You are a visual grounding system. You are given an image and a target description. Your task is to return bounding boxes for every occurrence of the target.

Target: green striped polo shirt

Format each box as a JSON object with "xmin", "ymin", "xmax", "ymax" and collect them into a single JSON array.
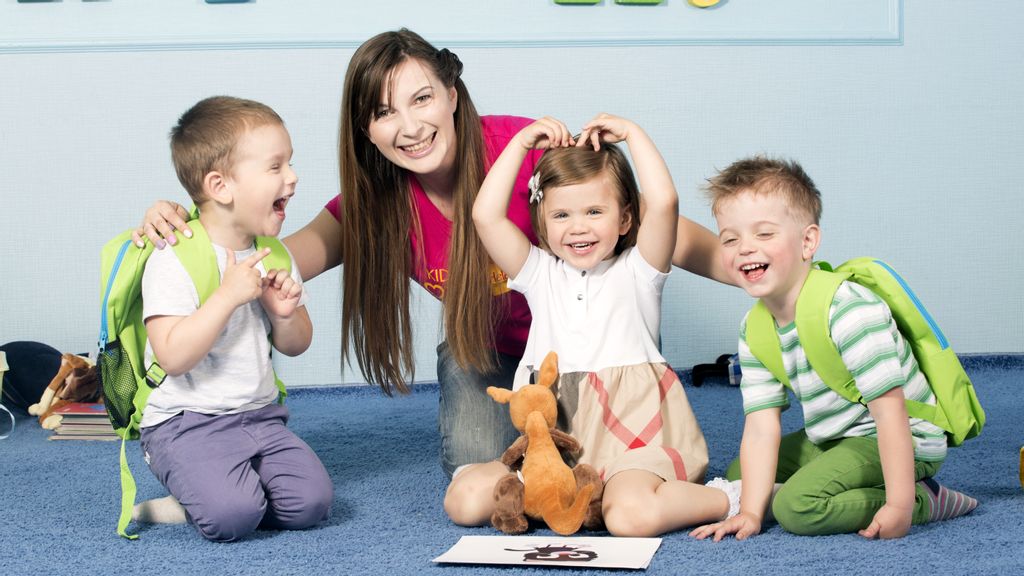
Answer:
[{"xmin": 738, "ymin": 281, "xmax": 948, "ymax": 462}]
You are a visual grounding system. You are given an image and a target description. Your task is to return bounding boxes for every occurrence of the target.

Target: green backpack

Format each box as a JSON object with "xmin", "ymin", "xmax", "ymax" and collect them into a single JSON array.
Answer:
[
  {"xmin": 97, "ymin": 220, "xmax": 290, "ymax": 538},
  {"xmin": 745, "ymin": 257, "xmax": 984, "ymax": 448}
]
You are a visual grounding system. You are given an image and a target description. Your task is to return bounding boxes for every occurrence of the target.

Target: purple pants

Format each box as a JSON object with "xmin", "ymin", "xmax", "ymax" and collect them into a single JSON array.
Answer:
[{"xmin": 140, "ymin": 403, "xmax": 333, "ymax": 542}]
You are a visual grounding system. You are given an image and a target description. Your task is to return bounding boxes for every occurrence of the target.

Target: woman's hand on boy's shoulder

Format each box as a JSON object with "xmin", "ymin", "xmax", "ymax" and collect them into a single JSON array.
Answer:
[
  {"xmin": 132, "ymin": 200, "xmax": 193, "ymax": 249},
  {"xmin": 516, "ymin": 117, "xmax": 575, "ymax": 151},
  {"xmin": 689, "ymin": 511, "xmax": 762, "ymax": 542}
]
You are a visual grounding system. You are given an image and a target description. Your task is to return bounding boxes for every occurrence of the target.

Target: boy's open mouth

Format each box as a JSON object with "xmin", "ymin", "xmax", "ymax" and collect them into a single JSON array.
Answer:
[
  {"xmin": 741, "ymin": 262, "xmax": 768, "ymax": 280},
  {"xmin": 273, "ymin": 196, "xmax": 288, "ymax": 216}
]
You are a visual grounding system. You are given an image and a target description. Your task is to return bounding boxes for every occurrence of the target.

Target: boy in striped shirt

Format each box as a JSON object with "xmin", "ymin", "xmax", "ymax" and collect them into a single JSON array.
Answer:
[{"xmin": 690, "ymin": 157, "xmax": 977, "ymax": 541}]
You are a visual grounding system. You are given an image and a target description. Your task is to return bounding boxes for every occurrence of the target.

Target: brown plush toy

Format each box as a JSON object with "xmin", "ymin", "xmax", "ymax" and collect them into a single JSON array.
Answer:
[
  {"xmin": 486, "ymin": 351, "xmax": 603, "ymax": 535},
  {"xmin": 27, "ymin": 353, "xmax": 101, "ymax": 429}
]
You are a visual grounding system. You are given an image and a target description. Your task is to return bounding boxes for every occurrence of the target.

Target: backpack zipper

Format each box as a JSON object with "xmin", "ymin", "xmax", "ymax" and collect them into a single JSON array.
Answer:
[{"xmin": 98, "ymin": 239, "xmax": 132, "ymax": 349}]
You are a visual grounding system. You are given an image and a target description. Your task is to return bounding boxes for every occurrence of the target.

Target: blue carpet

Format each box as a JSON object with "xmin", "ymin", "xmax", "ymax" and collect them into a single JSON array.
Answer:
[{"xmin": 1, "ymin": 356, "xmax": 1021, "ymax": 576}]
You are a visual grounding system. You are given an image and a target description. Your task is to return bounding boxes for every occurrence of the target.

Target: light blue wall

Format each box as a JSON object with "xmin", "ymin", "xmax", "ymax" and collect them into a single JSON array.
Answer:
[{"xmin": 1, "ymin": 1, "xmax": 1020, "ymax": 387}]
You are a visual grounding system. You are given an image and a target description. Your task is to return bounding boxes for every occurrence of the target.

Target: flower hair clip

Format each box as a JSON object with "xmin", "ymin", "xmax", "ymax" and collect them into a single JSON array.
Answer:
[{"xmin": 528, "ymin": 173, "xmax": 543, "ymax": 204}]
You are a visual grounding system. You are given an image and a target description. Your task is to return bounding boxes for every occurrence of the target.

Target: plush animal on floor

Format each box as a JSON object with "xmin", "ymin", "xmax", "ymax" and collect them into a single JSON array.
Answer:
[
  {"xmin": 28, "ymin": 352, "xmax": 101, "ymax": 429},
  {"xmin": 486, "ymin": 351, "xmax": 603, "ymax": 535}
]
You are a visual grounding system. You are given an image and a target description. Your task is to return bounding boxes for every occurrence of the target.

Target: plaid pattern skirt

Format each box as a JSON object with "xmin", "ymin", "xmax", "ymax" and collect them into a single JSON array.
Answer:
[{"xmin": 553, "ymin": 362, "xmax": 708, "ymax": 483}]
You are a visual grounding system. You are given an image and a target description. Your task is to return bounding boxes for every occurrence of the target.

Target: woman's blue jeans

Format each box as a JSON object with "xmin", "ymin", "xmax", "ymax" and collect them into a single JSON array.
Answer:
[{"xmin": 436, "ymin": 341, "xmax": 520, "ymax": 478}]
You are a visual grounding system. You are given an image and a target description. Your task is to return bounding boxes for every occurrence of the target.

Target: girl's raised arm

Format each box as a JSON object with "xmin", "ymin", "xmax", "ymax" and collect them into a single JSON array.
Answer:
[
  {"xmin": 578, "ymin": 114, "xmax": 677, "ymax": 272},
  {"xmin": 472, "ymin": 117, "xmax": 574, "ymax": 278}
]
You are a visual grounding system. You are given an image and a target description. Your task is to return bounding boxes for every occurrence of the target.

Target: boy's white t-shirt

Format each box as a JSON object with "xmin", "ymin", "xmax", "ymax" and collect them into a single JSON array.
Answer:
[{"xmin": 139, "ymin": 242, "xmax": 306, "ymax": 428}]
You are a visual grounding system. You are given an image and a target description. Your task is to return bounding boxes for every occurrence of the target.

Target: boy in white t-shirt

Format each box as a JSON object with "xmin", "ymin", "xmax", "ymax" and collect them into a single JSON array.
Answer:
[{"xmin": 135, "ymin": 96, "xmax": 331, "ymax": 541}]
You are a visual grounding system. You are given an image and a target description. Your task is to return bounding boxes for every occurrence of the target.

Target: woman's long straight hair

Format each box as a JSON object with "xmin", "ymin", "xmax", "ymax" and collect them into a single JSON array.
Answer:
[{"xmin": 338, "ymin": 29, "xmax": 495, "ymax": 395}]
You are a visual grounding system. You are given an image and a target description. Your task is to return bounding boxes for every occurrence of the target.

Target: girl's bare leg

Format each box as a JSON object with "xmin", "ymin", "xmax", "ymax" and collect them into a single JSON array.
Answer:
[{"xmin": 603, "ymin": 470, "xmax": 730, "ymax": 537}]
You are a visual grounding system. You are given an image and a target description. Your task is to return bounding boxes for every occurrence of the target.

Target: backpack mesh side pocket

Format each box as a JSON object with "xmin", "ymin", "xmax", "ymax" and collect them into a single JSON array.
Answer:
[{"xmin": 99, "ymin": 341, "xmax": 138, "ymax": 435}]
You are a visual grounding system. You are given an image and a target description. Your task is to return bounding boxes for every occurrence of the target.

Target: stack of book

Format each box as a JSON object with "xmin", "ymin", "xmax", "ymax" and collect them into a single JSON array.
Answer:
[{"xmin": 47, "ymin": 402, "xmax": 118, "ymax": 441}]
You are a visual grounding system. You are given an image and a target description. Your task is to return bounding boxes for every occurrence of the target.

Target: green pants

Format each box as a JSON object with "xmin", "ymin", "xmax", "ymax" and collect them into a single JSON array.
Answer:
[{"xmin": 726, "ymin": 429, "xmax": 942, "ymax": 535}]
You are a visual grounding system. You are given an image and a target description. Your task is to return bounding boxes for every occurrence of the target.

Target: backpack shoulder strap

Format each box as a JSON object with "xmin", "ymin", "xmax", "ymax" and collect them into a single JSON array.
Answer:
[
  {"xmin": 794, "ymin": 266, "xmax": 864, "ymax": 405},
  {"xmin": 255, "ymin": 235, "xmax": 291, "ymax": 275},
  {"xmin": 169, "ymin": 222, "xmax": 292, "ymax": 299},
  {"xmin": 254, "ymin": 235, "xmax": 290, "ymax": 401},
  {"xmin": 170, "ymin": 221, "xmax": 220, "ymax": 306},
  {"xmin": 745, "ymin": 301, "xmax": 791, "ymax": 388}
]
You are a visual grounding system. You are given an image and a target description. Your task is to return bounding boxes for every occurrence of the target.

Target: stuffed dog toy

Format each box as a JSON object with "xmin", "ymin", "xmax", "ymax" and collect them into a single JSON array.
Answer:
[
  {"xmin": 28, "ymin": 353, "xmax": 101, "ymax": 429},
  {"xmin": 486, "ymin": 351, "xmax": 603, "ymax": 535}
]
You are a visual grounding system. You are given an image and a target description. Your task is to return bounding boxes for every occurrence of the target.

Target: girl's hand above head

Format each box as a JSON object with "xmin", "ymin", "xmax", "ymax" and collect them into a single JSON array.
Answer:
[
  {"xmin": 517, "ymin": 117, "xmax": 575, "ymax": 151},
  {"xmin": 131, "ymin": 201, "xmax": 193, "ymax": 249},
  {"xmin": 578, "ymin": 113, "xmax": 635, "ymax": 151}
]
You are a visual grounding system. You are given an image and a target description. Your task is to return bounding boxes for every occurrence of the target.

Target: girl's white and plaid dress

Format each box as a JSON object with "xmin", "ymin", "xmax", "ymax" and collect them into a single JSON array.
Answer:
[{"xmin": 510, "ymin": 246, "xmax": 708, "ymax": 483}]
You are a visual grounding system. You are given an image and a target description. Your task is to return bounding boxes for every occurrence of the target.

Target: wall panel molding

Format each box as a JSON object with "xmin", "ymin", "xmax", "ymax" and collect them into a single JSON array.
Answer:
[{"xmin": 0, "ymin": 0, "xmax": 902, "ymax": 53}]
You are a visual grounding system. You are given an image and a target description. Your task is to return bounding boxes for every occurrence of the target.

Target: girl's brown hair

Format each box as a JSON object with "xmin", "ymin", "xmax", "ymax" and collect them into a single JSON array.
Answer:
[
  {"xmin": 338, "ymin": 29, "xmax": 494, "ymax": 395},
  {"xmin": 529, "ymin": 144, "xmax": 641, "ymax": 257}
]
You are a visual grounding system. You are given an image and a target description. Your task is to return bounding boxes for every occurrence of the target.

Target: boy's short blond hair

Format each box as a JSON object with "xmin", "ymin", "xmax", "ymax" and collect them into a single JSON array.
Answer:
[
  {"xmin": 170, "ymin": 96, "xmax": 284, "ymax": 204},
  {"xmin": 706, "ymin": 156, "xmax": 822, "ymax": 225}
]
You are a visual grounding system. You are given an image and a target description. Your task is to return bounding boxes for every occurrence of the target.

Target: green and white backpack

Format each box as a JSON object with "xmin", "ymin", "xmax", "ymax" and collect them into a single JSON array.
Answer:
[
  {"xmin": 745, "ymin": 258, "xmax": 985, "ymax": 447},
  {"xmin": 97, "ymin": 220, "xmax": 289, "ymax": 538}
]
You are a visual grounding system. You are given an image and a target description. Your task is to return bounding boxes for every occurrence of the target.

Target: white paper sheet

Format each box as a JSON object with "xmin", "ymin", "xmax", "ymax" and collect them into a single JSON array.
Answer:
[{"xmin": 433, "ymin": 535, "xmax": 662, "ymax": 569}]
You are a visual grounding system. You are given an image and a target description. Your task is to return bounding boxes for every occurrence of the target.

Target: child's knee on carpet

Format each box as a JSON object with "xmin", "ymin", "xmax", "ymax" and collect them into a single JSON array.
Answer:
[
  {"xmin": 602, "ymin": 489, "xmax": 663, "ymax": 538},
  {"xmin": 444, "ymin": 461, "xmax": 504, "ymax": 526},
  {"xmin": 268, "ymin": 483, "xmax": 333, "ymax": 529},
  {"xmin": 771, "ymin": 483, "xmax": 827, "ymax": 536},
  {"xmin": 193, "ymin": 492, "xmax": 267, "ymax": 542}
]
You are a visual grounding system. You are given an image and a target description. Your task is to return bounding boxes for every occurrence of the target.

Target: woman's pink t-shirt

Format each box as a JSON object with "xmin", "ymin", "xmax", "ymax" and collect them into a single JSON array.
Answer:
[{"xmin": 324, "ymin": 115, "xmax": 542, "ymax": 357}]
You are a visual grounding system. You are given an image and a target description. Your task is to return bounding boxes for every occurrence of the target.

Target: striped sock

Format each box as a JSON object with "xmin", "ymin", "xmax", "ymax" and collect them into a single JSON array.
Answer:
[{"xmin": 919, "ymin": 477, "xmax": 978, "ymax": 522}]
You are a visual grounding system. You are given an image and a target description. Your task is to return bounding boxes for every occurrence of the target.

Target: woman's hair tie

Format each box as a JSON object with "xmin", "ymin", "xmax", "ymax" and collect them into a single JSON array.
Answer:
[{"xmin": 436, "ymin": 48, "xmax": 463, "ymax": 84}]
